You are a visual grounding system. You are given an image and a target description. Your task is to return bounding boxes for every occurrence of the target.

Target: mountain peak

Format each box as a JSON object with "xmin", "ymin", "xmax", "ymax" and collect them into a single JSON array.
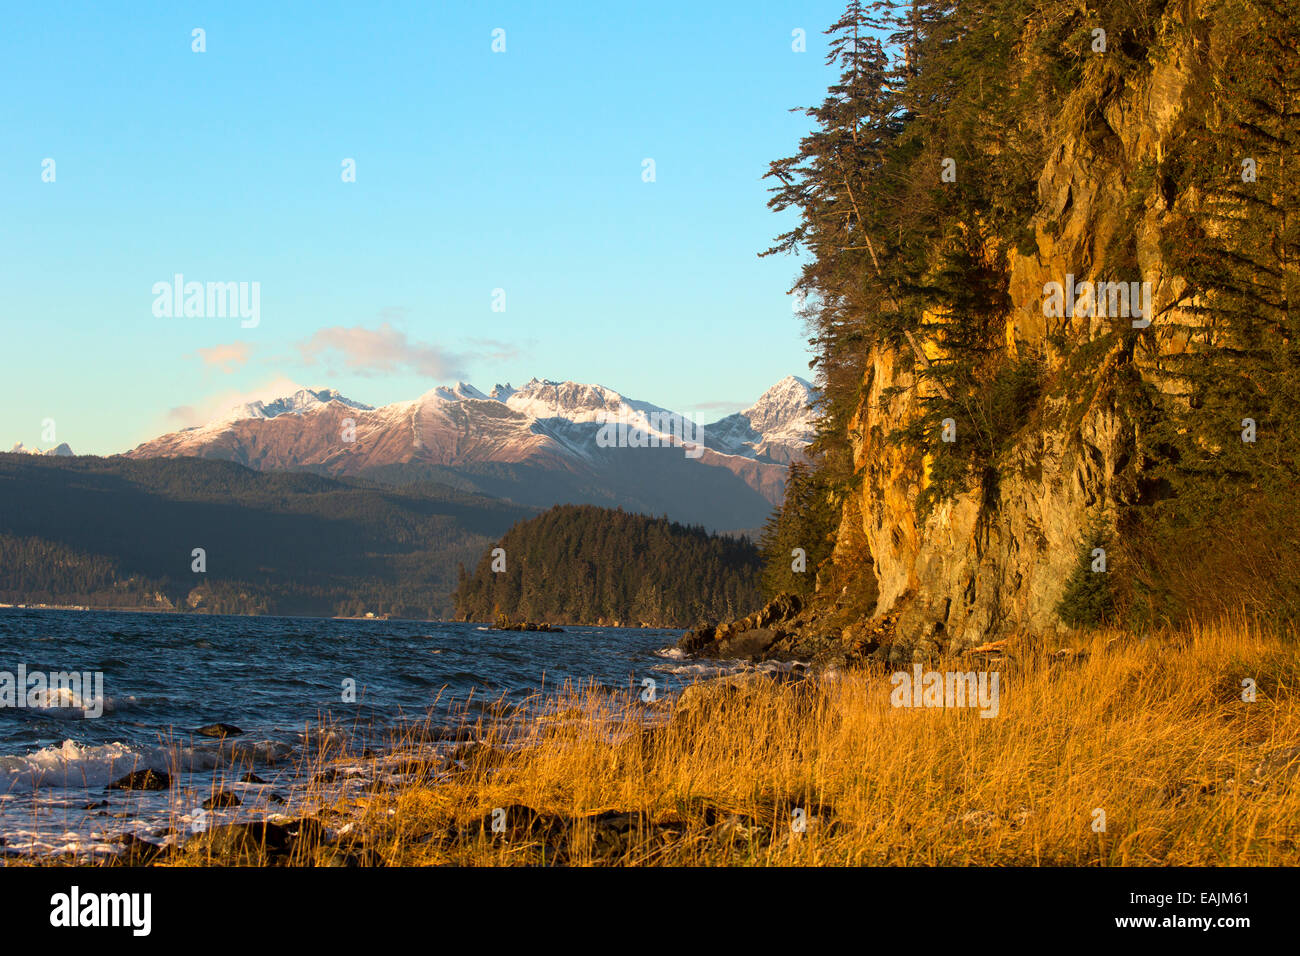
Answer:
[
  {"xmin": 505, "ymin": 379, "xmax": 638, "ymax": 422},
  {"xmin": 8, "ymin": 442, "xmax": 75, "ymax": 457},
  {"xmin": 433, "ymin": 382, "xmax": 489, "ymax": 402},
  {"xmin": 699, "ymin": 376, "xmax": 817, "ymax": 464},
  {"xmin": 227, "ymin": 386, "xmax": 372, "ymax": 422},
  {"xmin": 744, "ymin": 376, "xmax": 816, "ymax": 427},
  {"xmin": 754, "ymin": 374, "xmax": 813, "ymax": 403}
]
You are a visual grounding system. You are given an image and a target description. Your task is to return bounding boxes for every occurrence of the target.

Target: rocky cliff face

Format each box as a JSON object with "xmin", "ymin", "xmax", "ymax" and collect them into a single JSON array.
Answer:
[
  {"xmin": 676, "ymin": 0, "xmax": 1293, "ymax": 666},
  {"xmin": 828, "ymin": 7, "xmax": 1206, "ymax": 660}
]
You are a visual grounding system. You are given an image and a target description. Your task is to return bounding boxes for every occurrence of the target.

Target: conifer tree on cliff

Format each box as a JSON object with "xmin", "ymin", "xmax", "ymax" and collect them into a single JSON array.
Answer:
[
  {"xmin": 758, "ymin": 1, "xmax": 902, "ymax": 592},
  {"xmin": 762, "ymin": 0, "xmax": 901, "ymax": 432}
]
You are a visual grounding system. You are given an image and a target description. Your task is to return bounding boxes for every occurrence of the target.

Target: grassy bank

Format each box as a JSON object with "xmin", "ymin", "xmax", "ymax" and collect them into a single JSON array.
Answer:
[{"xmin": 68, "ymin": 617, "xmax": 1300, "ymax": 866}]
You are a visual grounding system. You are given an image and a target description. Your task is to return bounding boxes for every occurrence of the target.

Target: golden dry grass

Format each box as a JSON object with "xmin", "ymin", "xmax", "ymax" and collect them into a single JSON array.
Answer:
[
  {"xmin": 256, "ymin": 616, "xmax": 1299, "ymax": 866},
  {"xmin": 124, "ymin": 616, "xmax": 1300, "ymax": 866}
]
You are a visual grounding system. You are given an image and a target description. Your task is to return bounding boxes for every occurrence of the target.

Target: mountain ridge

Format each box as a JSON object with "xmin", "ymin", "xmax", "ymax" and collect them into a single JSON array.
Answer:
[{"xmin": 122, "ymin": 376, "xmax": 817, "ymax": 532}]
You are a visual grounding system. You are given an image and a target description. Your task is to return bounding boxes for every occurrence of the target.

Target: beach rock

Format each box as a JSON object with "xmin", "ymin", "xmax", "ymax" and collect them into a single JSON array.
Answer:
[
  {"xmin": 677, "ymin": 623, "xmax": 716, "ymax": 654},
  {"xmin": 721, "ymin": 627, "xmax": 781, "ymax": 659},
  {"xmin": 195, "ymin": 723, "xmax": 244, "ymax": 738},
  {"xmin": 202, "ymin": 790, "xmax": 243, "ymax": 809},
  {"xmin": 241, "ymin": 772, "xmax": 268, "ymax": 784},
  {"xmin": 185, "ymin": 817, "xmax": 326, "ymax": 863},
  {"xmin": 757, "ymin": 593, "xmax": 803, "ymax": 628},
  {"xmin": 110, "ymin": 832, "xmax": 166, "ymax": 865},
  {"xmin": 106, "ymin": 769, "xmax": 170, "ymax": 791},
  {"xmin": 678, "ymin": 593, "xmax": 804, "ymax": 659}
]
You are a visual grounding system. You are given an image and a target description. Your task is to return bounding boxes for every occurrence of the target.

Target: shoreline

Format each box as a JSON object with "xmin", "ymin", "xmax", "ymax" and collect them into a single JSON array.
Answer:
[
  {"xmin": 0, "ymin": 605, "xmax": 691, "ymax": 630},
  {"xmin": 0, "ymin": 604, "xmax": 459, "ymax": 623},
  {"xmin": 5, "ymin": 665, "xmax": 792, "ymax": 867},
  {"xmin": 10, "ymin": 616, "xmax": 1300, "ymax": 867},
  {"xmin": 0, "ymin": 610, "xmax": 700, "ymax": 861}
]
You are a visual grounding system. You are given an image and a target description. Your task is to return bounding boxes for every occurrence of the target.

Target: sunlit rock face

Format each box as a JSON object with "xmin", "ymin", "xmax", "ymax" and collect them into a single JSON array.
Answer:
[{"xmin": 825, "ymin": 3, "xmax": 1218, "ymax": 658}]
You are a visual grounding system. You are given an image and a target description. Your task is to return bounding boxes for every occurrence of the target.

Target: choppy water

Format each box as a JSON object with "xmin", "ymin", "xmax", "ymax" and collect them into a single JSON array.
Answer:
[{"xmin": 0, "ymin": 608, "xmax": 757, "ymax": 858}]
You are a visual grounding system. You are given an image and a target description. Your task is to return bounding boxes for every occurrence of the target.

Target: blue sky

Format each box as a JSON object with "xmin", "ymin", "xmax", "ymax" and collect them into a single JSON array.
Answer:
[{"xmin": 2, "ymin": 1, "xmax": 845, "ymax": 455}]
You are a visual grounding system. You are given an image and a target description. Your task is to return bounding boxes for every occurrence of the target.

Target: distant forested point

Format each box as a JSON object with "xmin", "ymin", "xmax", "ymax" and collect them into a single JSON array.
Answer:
[{"xmin": 453, "ymin": 504, "xmax": 763, "ymax": 628}]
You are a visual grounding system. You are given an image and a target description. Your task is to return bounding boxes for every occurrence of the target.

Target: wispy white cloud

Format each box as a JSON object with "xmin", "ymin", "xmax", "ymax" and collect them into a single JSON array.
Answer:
[
  {"xmin": 192, "ymin": 342, "xmax": 254, "ymax": 374},
  {"xmin": 296, "ymin": 323, "xmax": 466, "ymax": 379}
]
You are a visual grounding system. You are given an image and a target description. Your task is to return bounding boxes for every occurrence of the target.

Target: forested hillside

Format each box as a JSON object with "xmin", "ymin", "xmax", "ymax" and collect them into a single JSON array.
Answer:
[
  {"xmin": 745, "ymin": 0, "xmax": 1300, "ymax": 660},
  {"xmin": 0, "ymin": 454, "xmax": 533, "ymax": 617},
  {"xmin": 454, "ymin": 505, "xmax": 762, "ymax": 627}
]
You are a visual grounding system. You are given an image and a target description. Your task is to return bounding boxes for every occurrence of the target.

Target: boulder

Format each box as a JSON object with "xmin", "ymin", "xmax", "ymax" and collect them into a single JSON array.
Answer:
[
  {"xmin": 185, "ymin": 818, "xmax": 326, "ymax": 863},
  {"xmin": 717, "ymin": 627, "xmax": 781, "ymax": 660},
  {"xmin": 195, "ymin": 723, "xmax": 243, "ymax": 738},
  {"xmin": 202, "ymin": 790, "xmax": 242, "ymax": 810},
  {"xmin": 677, "ymin": 593, "xmax": 803, "ymax": 659},
  {"xmin": 106, "ymin": 769, "xmax": 170, "ymax": 791},
  {"xmin": 109, "ymin": 832, "xmax": 166, "ymax": 865},
  {"xmin": 677, "ymin": 623, "xmax": 716, "ymax": 654}
]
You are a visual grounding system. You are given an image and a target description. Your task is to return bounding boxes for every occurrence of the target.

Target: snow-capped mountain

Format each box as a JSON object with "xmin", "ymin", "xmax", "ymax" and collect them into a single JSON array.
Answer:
[
  {"xmin": 8, "ymin": 442, "xmax": 75, "ymax": 457},
  {"xmin": 704, "ymin": 375, "xmax": 816, "ymax": 464},
  {"xmin": 122, "ymin": 376, "xmax": 817, "ymax": 531},
  {"xmin": 502, "ymin": 378, "xmax": 674, "ymax": 424},
  {"xmin": 432, "ymin": 382, "xmax": 490, "ymax": 403},
  {"xmin": 227, "ymin": 386, "xmax": 373, "ymax": 422}
]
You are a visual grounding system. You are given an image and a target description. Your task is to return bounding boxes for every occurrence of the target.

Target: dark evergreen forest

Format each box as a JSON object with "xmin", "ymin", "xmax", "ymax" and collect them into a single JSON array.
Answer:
[{"xmin": 454, "ymin": 504, "xmax": 762, "ymax": 627}]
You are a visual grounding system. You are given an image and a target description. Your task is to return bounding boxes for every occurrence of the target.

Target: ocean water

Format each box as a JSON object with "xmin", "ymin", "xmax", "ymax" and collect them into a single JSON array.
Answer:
[{"xmin": 0, "ymin": 608, "xmax": 758, "ymax": 858}]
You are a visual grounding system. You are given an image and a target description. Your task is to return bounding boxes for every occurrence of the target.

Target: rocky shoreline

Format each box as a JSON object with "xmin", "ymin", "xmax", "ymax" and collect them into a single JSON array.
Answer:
[
  {"xmin": 9, "ymin": 597, "xmax": 981, "ymax": 866},
  {"xmin": 16, "ymin": 669, "xmax": 812, "ymax": 867},
  {"xmin": 677, "ymin": 592, "xmax": 902, "ymax": 666},
  {"xmin": 12, "ymin": 617, "xmax": 1298, "ymax": 867}
]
